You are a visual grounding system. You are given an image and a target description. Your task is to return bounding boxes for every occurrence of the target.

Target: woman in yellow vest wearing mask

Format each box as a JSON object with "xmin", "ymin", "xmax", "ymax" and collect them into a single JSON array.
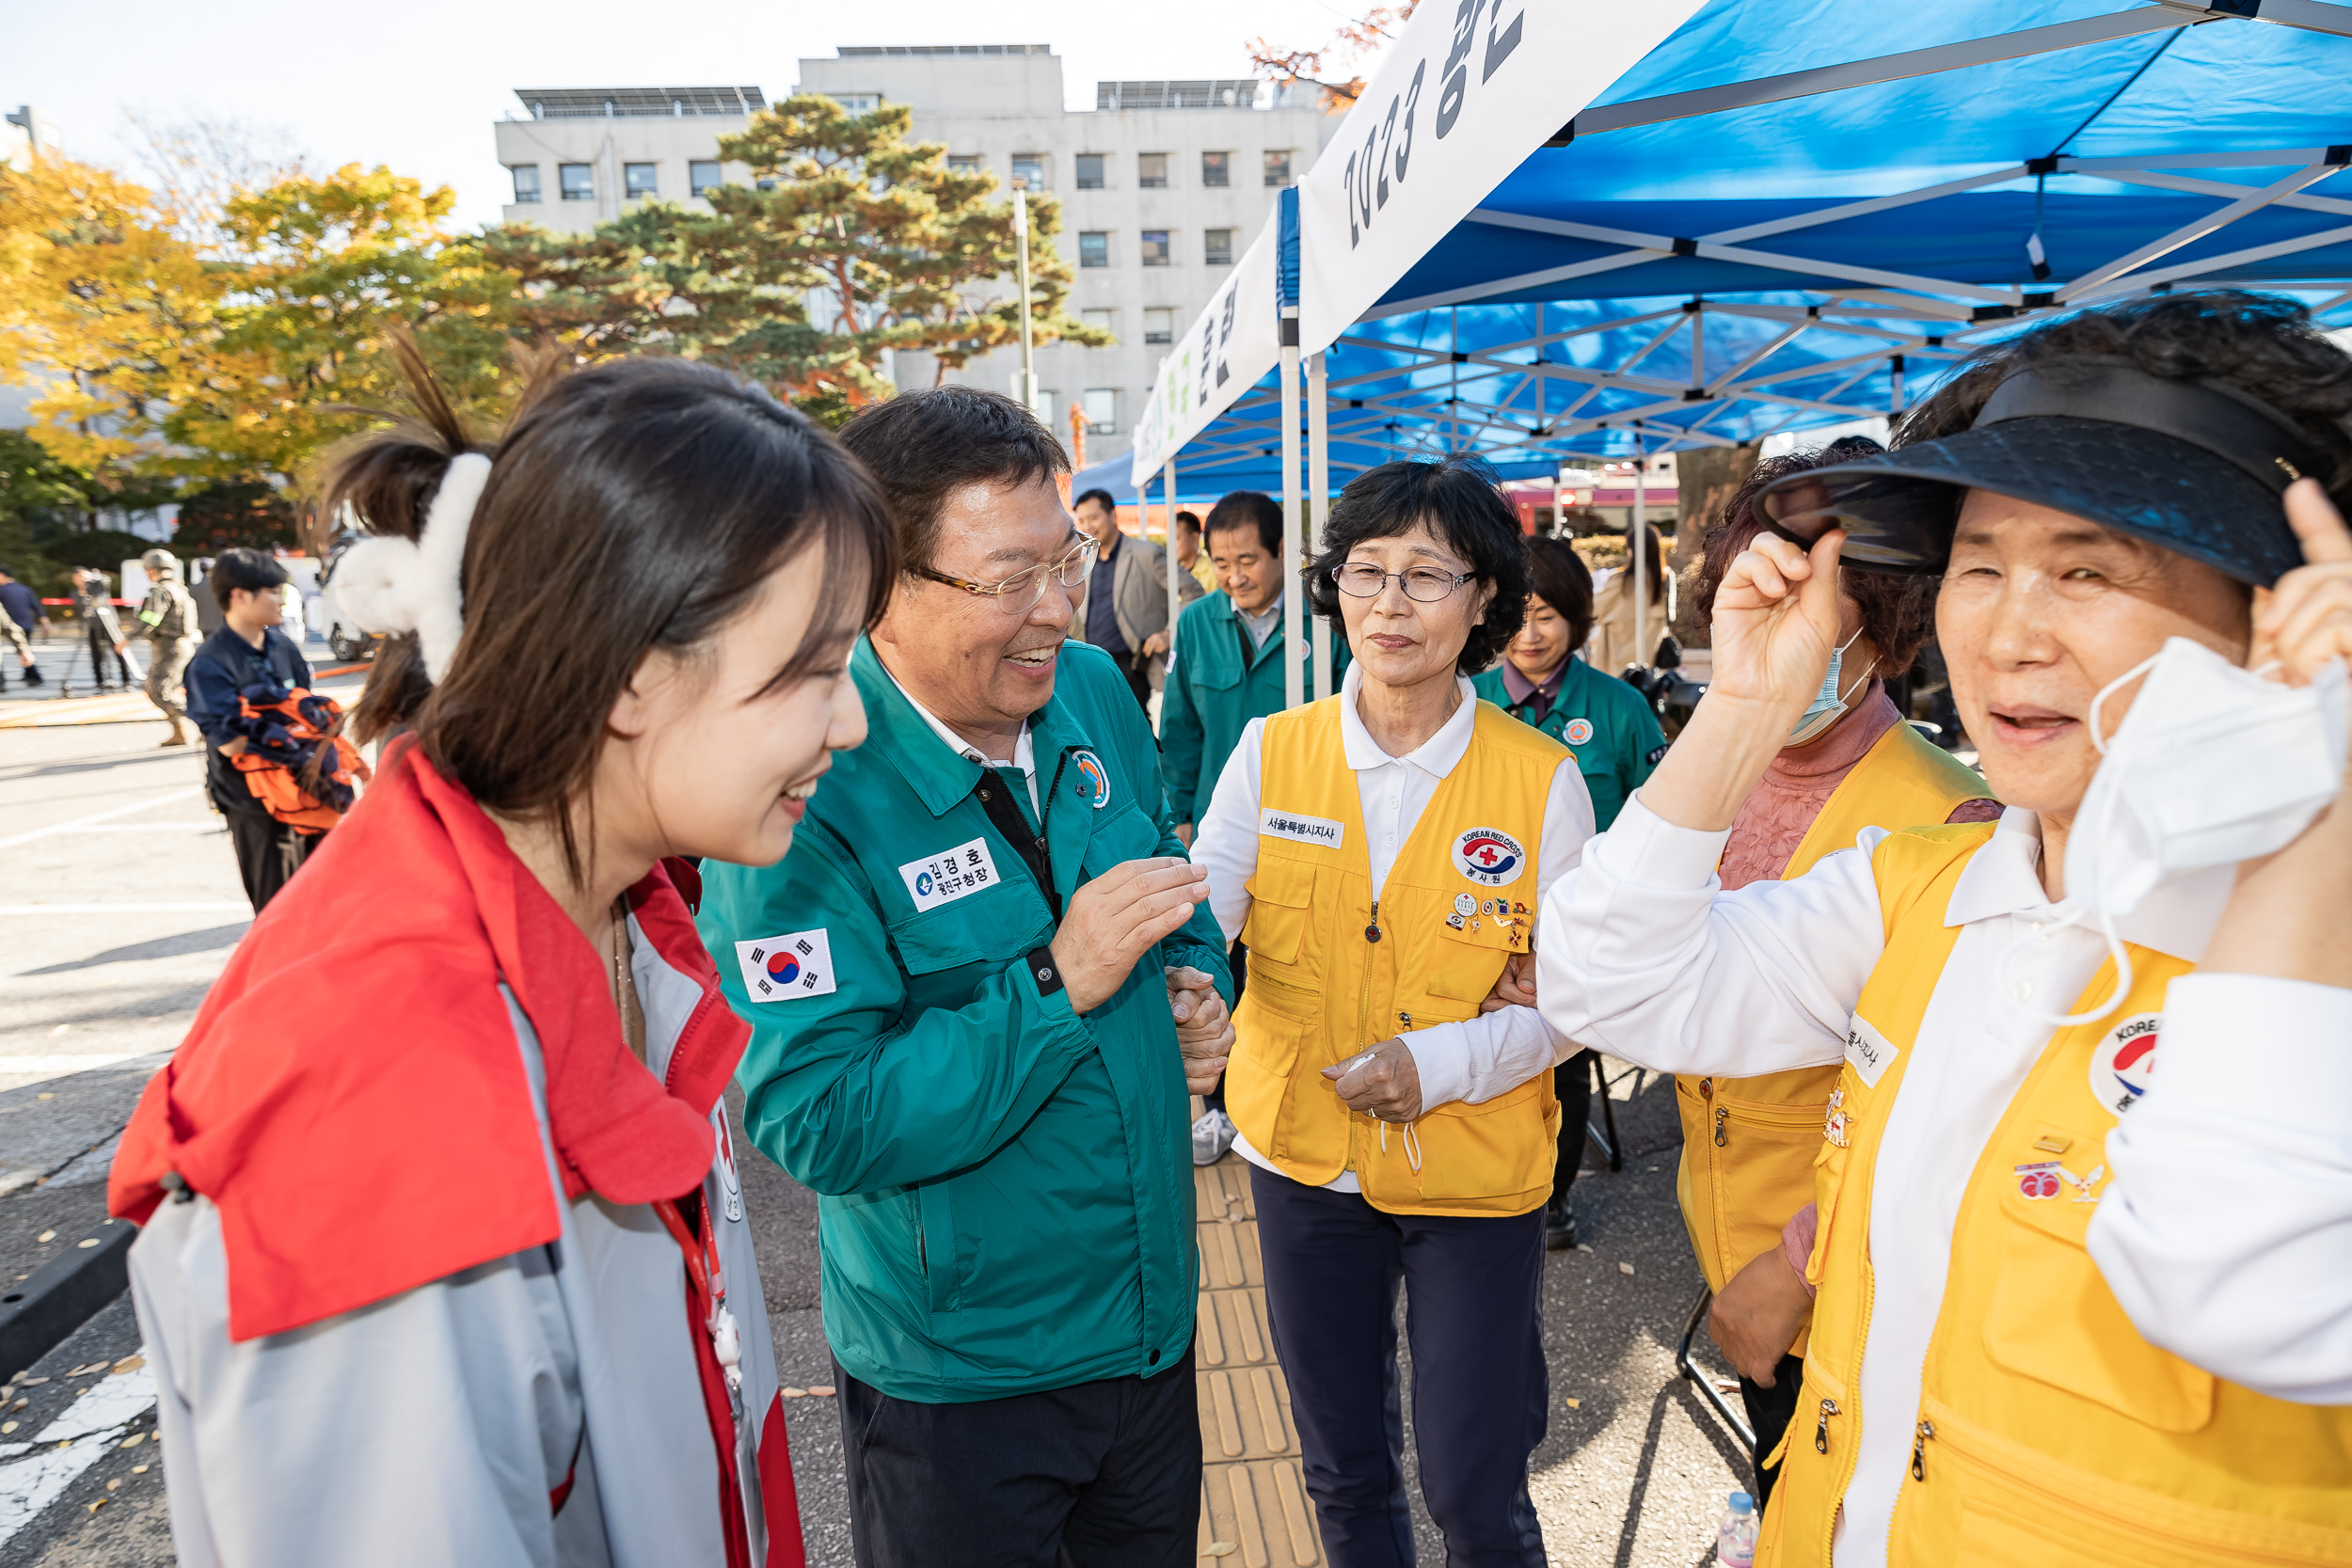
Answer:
[
  {"xmin": 1193, "ymin": 456, "xmax": 1594, "ymax": 1568},
  {"xmin": 1683, "ymin": 436, "xmax": 1998, "ymax": 1515},
  {"xmin": 1538, "ymin": 291, "xmax": 2352, "ymax": 1568}
]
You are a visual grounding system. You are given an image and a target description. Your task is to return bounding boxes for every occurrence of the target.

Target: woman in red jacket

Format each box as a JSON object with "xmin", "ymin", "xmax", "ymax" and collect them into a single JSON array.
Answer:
[{"xmin": 109, "ymin": 346, "xmax": 896, "ymax": 1568}]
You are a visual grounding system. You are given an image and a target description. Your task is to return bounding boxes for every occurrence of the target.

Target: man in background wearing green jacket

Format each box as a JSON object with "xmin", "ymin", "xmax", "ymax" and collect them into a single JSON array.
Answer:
[
  {"xmin": 698, "ymin": 387, "xmax": 1234, "ymax": 1568},
  {"xmin": 1156, "ymin": 489, "xmax": 1345, "ymax": 1166}
]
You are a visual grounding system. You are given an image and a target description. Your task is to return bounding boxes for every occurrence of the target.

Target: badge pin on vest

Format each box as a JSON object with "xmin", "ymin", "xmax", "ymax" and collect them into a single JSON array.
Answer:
[{"xmin": 2001, "ymin": 638, "xmax": 2349, "ymax": 1028}]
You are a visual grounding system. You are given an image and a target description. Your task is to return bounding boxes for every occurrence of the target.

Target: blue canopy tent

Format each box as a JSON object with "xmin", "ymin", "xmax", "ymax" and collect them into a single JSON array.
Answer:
[{"xmin": 1139, "ymin": 0, "xmax": 2352, "ymax": 698}]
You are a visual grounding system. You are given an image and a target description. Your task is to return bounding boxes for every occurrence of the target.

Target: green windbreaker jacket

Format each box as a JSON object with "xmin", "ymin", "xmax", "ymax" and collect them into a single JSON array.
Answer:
[
  {"xmin": 1158, "ymin": 592, "xmax": 1348, "ymax": 829},
  {"xmin": 698, "ymin": 638, "xmax": 1232, "ymax": 1402}
]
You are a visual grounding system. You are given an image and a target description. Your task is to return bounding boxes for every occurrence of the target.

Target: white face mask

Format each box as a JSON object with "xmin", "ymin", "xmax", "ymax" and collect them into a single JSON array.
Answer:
[
  {"xmin": 2006, "ymin": 636, "xmax": 2349, "ymax": 1027},
  {"xmin": 1787, "ymin": 626, "xmax": 1874, "ymax": 745}
]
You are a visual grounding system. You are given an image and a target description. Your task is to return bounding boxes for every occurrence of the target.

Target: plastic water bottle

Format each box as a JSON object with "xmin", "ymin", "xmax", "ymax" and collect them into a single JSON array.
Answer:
[{"xmin": 1716, "ymin": 1490, "xmax": 1757, "ymax": 1567}]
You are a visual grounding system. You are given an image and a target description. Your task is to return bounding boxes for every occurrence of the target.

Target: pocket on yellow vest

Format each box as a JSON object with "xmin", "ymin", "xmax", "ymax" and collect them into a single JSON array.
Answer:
[
  {"xmin": 1401, "ymin": 1074, "xmax": 1551, "ymax": 1208},
  {"xmin": 1422, "ymin": 920, "xmax": 1517, "ymax": 1006},
  {"xmin": 1243, "ymin": 856, "xmax": 1316, "ymax": 966},
  {"xmin": 1706, "ymin": 1092, "xmax": 1828, "ymax": 1285},
  {"xmin": 1983, "ymin": 1203, "xmax": 2213, "ymax": 1433},
  {"xmin": 1928, "ymin": 1400, "xmax": 2347, "ymax": 1568}
]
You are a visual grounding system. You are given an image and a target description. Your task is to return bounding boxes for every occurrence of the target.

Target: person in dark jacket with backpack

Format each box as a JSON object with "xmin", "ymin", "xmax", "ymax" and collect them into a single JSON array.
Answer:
[
  {"xmin": 186, "ymin": 547, "xmax": 317, "ymax": 910},
  {"xmin": 0, "ymin": 563, "xmax": 45, "ymax": 690}
]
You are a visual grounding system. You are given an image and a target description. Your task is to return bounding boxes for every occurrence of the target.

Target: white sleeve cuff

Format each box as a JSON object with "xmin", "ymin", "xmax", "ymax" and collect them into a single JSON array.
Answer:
[
  {"xmin": 1593, "ymin": 792, "xmax": 1733, "ymax": 893},
  {"xmin": 1404, "ymin": 1021, "xmax": 1473, "ymax": 1112},
  {"xmin": 2148, "ymin": 973, "xmax": 2352, "ymax": 1125}
]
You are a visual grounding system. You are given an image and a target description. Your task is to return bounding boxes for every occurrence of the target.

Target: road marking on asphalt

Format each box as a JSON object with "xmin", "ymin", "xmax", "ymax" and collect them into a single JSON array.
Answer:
[
  {"xmin": 0, "ymin": 789, "xmax": 200, "ymax": 851},
  {"xmin": 0, "ymin": 903, "xmax": 250, "ymax": 914},
  {"xmin": 0, "ymin": 1361, "xmax": 156, "ymax": 1546},
  {"xmin": 0, "ymin": 1054, "xmax": 155, "ymax": 1074}
]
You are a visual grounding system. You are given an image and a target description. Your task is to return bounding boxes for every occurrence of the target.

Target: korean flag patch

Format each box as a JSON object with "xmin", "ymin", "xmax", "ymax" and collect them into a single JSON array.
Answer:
[{"xmin": 735, "ymin": 928, "xmax": 837, "ymax": 1003}]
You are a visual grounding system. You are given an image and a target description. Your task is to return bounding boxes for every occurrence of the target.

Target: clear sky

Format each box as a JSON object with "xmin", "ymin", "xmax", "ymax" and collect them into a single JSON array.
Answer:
[{"xmin": 8, "ymin": 0, "xmax": 1359, "ymax": 230}]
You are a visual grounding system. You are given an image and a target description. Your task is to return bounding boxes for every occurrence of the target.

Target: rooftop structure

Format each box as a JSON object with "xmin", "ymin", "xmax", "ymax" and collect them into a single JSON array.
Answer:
[{"xmin": 512, "ymin": 87, "xmax": 767, "ymax": 120}]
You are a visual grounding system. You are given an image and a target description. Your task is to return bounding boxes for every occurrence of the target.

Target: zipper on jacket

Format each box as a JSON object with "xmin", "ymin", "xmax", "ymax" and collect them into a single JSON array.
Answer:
[
  {"xmin": 1815, "ymin": 1397, "xmax": 1839, "ymax": 1455},
  {"xmin": 1910, "ymin": 1418, "xmax": 1934, "ymax": 1481},
  {"xmin": 1713, "ymin": 1105, "xmax": 1729, "ymax": 1147}
]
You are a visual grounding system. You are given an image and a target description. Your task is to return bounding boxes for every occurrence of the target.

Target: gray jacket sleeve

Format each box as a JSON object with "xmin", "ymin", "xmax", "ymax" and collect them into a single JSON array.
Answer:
[{"xmin": 129, "ymin": 1196, "xmax": 590, "ymax": 1568}]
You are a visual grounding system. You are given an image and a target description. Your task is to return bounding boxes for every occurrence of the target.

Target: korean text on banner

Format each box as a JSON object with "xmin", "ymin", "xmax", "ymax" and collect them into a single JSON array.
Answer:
[
  {"xmin": 1295, "ymin": 0, "xmax": 1706, "ymax": 356},
  {"xmin": 1130, "ymin": 211, "xmax": 1282, "ymax": 486}
]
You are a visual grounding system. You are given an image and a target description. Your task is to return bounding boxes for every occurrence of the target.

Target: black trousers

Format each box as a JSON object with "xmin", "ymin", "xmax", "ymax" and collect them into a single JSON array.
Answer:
[
  {"xmin": 85, "ymin": 624, "xmax": 132, "ymax": 689},
  {"xmin": 1116, "ymin": 650, "xmax": 1152, "ymax": 710},
  {"xmin": 1740, "ymin": 1354, "xmax": 1806, "ymax": 1514},
  {"xmin": 1251, "ymin": 1164, "xmax": 1549, "ymax": 1568},
  {"xmin": 1550, "ymin": 1050, "xmax": 1597, "ymax": 1203},
  {"xmin": 225, "ymin": 810, "xmax": 318, "ymax": 912},
  {"xmin": 835, "ymin": 1349, "xmax": 1201, "ymax": 1568}
]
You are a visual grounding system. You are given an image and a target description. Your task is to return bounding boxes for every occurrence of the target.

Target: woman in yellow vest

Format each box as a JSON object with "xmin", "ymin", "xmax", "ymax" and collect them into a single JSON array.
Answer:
[
  {"xmin": 1193, "ymin": 455, "xmax": 1594, "ymax": 1568},
  {"xmin": 1536, "ymin": 291, "xmax": 2352, "ymax": 1568},
  {"xmin": 1680, "ymin": 436, "xmax": 1998, "ymax": 1517}
]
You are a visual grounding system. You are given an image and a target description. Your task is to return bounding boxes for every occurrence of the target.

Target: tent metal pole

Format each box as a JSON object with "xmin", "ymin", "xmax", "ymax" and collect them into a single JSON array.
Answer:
[
  {"xmin": 1280, "ymin": 306, "xmax": 1305, "ymax": 710},
  {"xmin": 1307, "ymin": 349, "xmax": 1333, "ymax": 702},
  {"xmin": 1163, "ymin": 455, "xmax": 1181, "ymax": 688},
  {"xmin": 1631, "ymin": 424, "xmax": 1649, "ymax": 674}
]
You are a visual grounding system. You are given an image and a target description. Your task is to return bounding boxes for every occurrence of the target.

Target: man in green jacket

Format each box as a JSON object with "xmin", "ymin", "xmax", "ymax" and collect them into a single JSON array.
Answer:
[
  {"xmin": 1159, "ymin": 491, "xmax": 1347, "ymax": 836},
  {"xmin": 698, "ymin": 387, "xmax": 1233, "ymax": 1568}
]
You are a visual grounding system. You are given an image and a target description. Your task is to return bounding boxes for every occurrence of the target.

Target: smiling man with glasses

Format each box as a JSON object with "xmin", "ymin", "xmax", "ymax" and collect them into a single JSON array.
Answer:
[{"xmin": 697, "ymin": 386, "xmax": 1235, "ymax": 1568}]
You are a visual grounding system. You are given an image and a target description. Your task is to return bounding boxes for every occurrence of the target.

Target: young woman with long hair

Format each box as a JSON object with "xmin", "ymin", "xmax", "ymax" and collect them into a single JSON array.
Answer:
[{"xmin": 108, "ymin": 345, "xmax": 896, "ymax": 1568}]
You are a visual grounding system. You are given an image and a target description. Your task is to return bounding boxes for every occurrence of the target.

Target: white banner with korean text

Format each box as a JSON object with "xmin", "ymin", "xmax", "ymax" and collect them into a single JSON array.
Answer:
[
  {"xmin": 1295, "ymin": 0, "xmax": 1705, "ymax": 356},
  {"xmin": 1128, "ymin": 210, "xmax": 1282, "ymax": 487}
]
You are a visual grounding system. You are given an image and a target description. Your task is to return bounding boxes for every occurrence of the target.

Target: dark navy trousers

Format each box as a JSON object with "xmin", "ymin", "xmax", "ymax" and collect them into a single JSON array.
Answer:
[{"xmin": 1249, "ymin": 1164, "xmax": 1550, "ymax": 1567}]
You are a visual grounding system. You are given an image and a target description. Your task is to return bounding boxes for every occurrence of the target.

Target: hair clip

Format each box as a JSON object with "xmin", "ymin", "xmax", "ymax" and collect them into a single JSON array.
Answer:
[{"xmin": 2276, "ymin": 456, "xmax": 2304, "ymax": 482}]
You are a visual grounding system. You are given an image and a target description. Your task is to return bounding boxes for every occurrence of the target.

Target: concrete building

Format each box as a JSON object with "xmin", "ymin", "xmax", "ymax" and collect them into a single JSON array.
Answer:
[
  {"xmin": 492, "ymin": 51, "xmax": 1341, "ymax": 465},
  {"xmin": 495, "ymin": 86, "xmax": 768, "ymax": 232}
]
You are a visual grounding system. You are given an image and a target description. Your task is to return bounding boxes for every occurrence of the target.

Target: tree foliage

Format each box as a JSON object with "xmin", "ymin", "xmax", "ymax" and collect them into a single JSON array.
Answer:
[
  {"xmin": 481, "ymin": 94, "xmax": 1106, "ymax": 408},
  {"xmin": 1248, "ymin": 1, "xmax": 1422, "ymax": 110}
]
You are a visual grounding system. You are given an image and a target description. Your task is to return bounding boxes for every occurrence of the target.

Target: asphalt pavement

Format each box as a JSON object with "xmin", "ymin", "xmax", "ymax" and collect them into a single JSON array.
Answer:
[{"xmin": 0, "ymin": 664, "xmax": 1747, "ymax": 1567}]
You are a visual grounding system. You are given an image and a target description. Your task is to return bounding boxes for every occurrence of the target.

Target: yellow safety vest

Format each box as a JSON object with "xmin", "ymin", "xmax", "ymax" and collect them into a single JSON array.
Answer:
[
  {"xmin": 1759, "ymin": 825, "xmax": 2352, "ymax": 1568},
  {"xmin": 1228, "ymin": 696, "xmax": 1568, "ymax": 1216},
  {"xmin": 1674, "ymin": 723, "xmax": 1993, "ymax": 1347}
]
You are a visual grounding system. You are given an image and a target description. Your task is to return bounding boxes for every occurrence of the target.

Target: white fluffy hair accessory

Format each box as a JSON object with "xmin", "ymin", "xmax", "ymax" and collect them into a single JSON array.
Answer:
[{"xmin": 333, "ymin": 451, "xmax": 492, "ymax": 684}]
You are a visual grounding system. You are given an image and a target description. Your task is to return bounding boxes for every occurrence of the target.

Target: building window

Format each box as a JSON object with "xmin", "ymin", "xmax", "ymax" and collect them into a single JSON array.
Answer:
[
  {"xmin": 1203, "ymin": 228, "xmax": 1234, "ymax": 266},
  {"xmin": 1083, "ymin": 388, "xmax": 1118, "ymax": 435},
  {"xmin": 690, "ymin": 161, "xmax": 723, "ymax": 199},
  {"xmin": 1201, "ymin": 150, "xmax": 1231, "ymax": 188},
  {"xmin": 831, "ymin": 93, "xmax": 880, "ymax": 114},
  {"xmin": 1079, "ymin": 231, "xmax": 1109, "ymax": 269},
  {"xmin": 947, "ymin": 154, "xmax": 982, "ymax": 175},
  {"xmin": 625, "ymin": 163, "xmax": 660, "ymax": 201},
  {"xmin": 1138, "ymin": 152, "xmax": 1168, "ymax": 189},
  {"xmin": 1075, "ymin": 153, "xmax": 1104, "ymax": 190},
  {"xmin": 1011, "ymin": 153, "xmax": 1047, "ymax": 191},
  {"xmin": 560, "ymin": 164, "xmax": 595, "ymax": 201},
  {"xmin": 509, "ymin": 165, "xmax": 542, "ymax": 204},
  {"xmin": 1144, "ymin": 308, "xmax": 1175, "ymax": 345},
  {"xmin": 1263, "ymin": 150, "xmax": 1294, "ymax": 186},
  {"xmin": 1082, "ymin": 308, "xmax": 1116, "ymax": 338},
  {"xmin": 1141, "ymin": 230, "xmax": 1171, "ymax": 267}
]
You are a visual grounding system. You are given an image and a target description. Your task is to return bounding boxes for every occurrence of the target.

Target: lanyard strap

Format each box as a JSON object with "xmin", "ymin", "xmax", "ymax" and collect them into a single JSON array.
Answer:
[{"xmin": 974, "ymin": 768, "xmax": 1060, "ymax": 923}]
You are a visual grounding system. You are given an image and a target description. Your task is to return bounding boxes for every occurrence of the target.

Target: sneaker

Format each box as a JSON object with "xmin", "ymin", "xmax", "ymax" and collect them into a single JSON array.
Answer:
[
  {"xmin": 1191, "ymin": 1109, "xmax": 1238, "ymax": 1166},
  {"xmin": 1544, "ymin": 1194, "xmax": 1578, "ymax": 1251}
]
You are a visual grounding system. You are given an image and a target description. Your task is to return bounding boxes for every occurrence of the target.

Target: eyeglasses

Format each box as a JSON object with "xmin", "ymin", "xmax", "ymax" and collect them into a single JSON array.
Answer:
[
  {"xmin": 1331, "ymin": 562, "xmax": 1474, "ymax": 603},
  {"xmin": 912, "ymin": 535, "xmax": 1100, "ymax": 612}
]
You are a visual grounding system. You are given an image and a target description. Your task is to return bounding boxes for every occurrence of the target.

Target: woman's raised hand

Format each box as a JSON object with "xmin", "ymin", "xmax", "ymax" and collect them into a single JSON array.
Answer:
[
  {"xmin": 2250, "ymin": 480, "xmax": 2352, "ymax": 684},
  {"xmin": 1706, "ymin": 527, "xmax": 1850, "ymax": 721},
  {"xmin": 1629, "ymin": 526, "xmax": 1850, "ymax": 833}
]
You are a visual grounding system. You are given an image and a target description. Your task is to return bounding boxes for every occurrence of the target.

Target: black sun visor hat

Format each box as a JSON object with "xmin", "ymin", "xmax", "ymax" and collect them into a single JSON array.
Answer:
[{"xmin": 1756, "ymin": 355, "xmax": 2332, "ymax": 587}]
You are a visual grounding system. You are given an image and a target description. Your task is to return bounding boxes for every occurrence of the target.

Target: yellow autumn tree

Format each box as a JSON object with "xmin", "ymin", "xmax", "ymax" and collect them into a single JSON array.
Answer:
[
  {"xmin": 169, "ymin": 164, "xmax": 526, "ymax": 482},
  {"xmin": 0, "ymin": 152, "xmax": 218, "ymax": 485}
]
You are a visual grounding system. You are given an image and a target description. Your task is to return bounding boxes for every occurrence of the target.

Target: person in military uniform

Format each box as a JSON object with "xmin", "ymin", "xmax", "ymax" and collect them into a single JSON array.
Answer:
[
  {"xmin": 135, "ymin": 548, "xmax": 201, "ymax": 746},
  {"xmin": 1471, "ymin": 531, "xmax": 1667, "ymax": 1247},
  {"xmin": 698, "ymin": 387, "xmax": 1234, "ymax": 1568}
]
